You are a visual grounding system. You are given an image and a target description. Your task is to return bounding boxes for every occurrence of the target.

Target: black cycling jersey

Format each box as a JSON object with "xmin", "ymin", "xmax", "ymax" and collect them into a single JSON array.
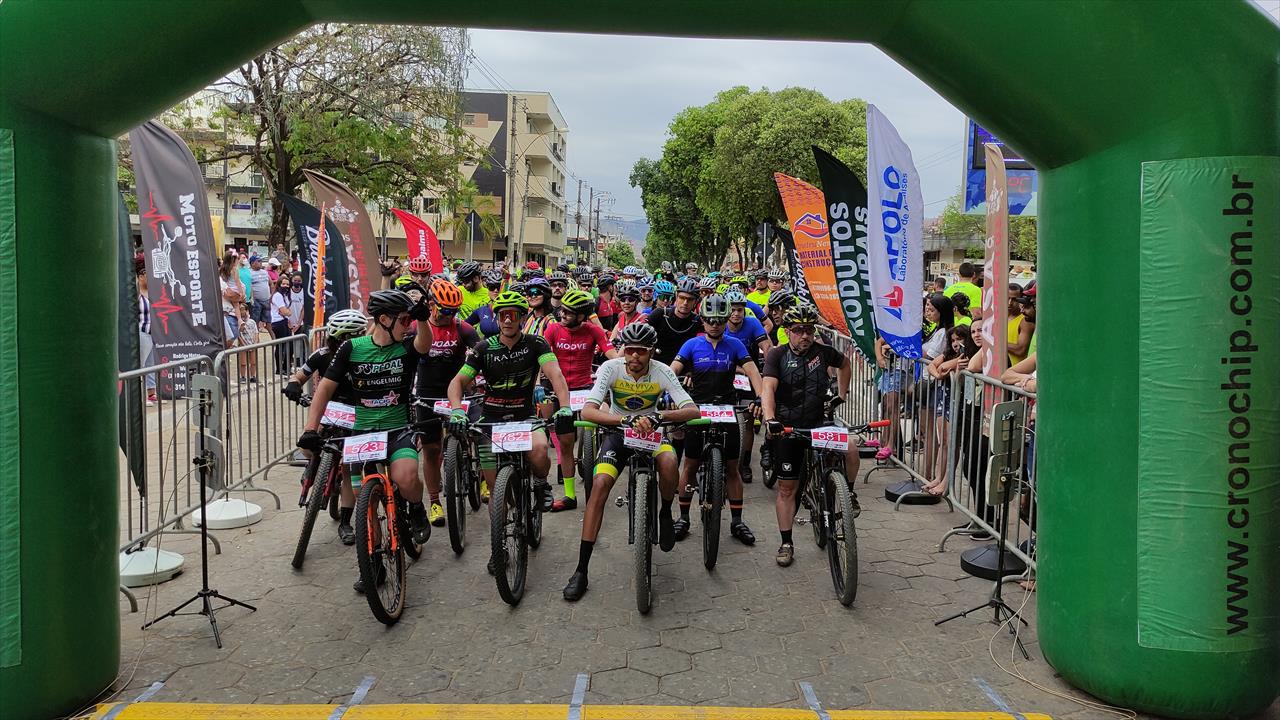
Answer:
[
  {"xmin": 646, "ymin": 307, "xmax": 700, "ymax": 364},
  {"xmin": 763, "ymin": 342, "xmax": 842, "ymax": 428},
  {"xmin": 301, "ymin": 348, "xmax": 357, "ymax": 406},
  {"xmin": 415, "ymin": 319, "xmax": 479, "ymax": 398},
  {"xmin": 459, "ymin": 333, "xmax": 556, "ymax": 420}
]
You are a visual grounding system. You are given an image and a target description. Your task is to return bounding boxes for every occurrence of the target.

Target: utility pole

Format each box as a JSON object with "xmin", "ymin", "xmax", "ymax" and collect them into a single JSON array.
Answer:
[
  {"xmin": 594, "ymin": 198, "xmax": 603, "ymax": 266},
  {"xmin": 585, "ymin": 185, "xmax": 594, "ymax": 265},
  {"xmin": 574, "ymin": 179, "xmax": 583, "ymax": 264},
  {"xmin": 505, "ymin": 94, "xmax": 518, "ymax": 267},
  {"xmin": 516, "ymin": 162, "xmax": 531, "ymax": 266}
]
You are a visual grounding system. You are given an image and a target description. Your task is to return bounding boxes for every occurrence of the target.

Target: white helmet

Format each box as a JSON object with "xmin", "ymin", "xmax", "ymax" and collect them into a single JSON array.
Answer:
[{"xmin": 327, "ymin": 309, "xmax": 368, "ymax": 340}]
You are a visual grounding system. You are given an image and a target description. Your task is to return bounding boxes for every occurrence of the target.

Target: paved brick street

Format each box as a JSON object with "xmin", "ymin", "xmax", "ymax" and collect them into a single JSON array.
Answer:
[{"xmin": 106, "ymin": 448, "xmax": 1276, "ymax": 719}]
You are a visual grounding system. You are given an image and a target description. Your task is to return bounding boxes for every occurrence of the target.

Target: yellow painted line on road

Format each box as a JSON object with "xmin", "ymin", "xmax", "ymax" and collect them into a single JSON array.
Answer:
[{"xmin": 86, "ymin": 702, "xmax": 1052, "ymax": 720}]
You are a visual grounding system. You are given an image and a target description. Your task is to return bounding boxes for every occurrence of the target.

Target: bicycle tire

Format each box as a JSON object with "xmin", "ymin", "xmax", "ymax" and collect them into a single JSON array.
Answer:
[
  {"xmin": 465, "ymin": 441, "xmax": 481, "ymax": 511},
  {"xmin": 490, "ymin": 465, "xmax": 527, "ymax": 606},
  {"xmin": 576, "ymin": 425, "xmax": 596, "ymax": 505},
  {"xmin": 634, "ymin": 471, "xmax": 655, "ymax": 614},
  {"xmin": 701, "ymin": 446, "xmax": 724, "ymax": 571},
  {"xmin": 291, "ymin": 450, "xmax": 335, "ymax": 570},
  {"xmin": 354, "ymin": 479, "xmax": 406, "ymax": 625},
  {"xmin": 328, "ymin": 489, "xmax": 341, "ymax": 521},
  {"xmin": 443, "ymin": 435, "xmax": 467, "ymax": 555},
  {"xmin": 827, "ymin": 470, "xmax": 859, "ymax": 606},
  {"xmin": 527, "ymin": 487, "xmax": 543, "ymax": 550},
  {"xmin": 808, "ymin": 467, "xmax": 826, "ymax": 549},
  {"xmin": 398, "ymin": 496, "xmax": 423, "ymax": 561}
]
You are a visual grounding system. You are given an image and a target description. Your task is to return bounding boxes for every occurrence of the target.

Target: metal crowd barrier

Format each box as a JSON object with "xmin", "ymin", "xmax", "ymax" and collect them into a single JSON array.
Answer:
[
  {"xmin": 820, "ymin": 327, "xmax": 1037, "ymax": 578},
  {"xmin": 117, "ymin": 328, "xmax": 322, "ymax": 610}
]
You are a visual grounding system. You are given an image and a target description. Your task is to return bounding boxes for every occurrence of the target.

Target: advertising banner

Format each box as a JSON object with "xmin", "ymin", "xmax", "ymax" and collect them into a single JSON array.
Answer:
[
  {"xmin": 774, "ymin": 227, "xmax": 813, "ymax": 307},
  {"xmin": 865, "ymin": 105, "xmax": 923, "ymax": 358},
  {"xmin": 303, "ymin": 169, "xmax": 377, "ymax": 315},
  {"xmin": 129, "ymin": 120, "xmax": 226, "ymax": 395},
  {"xmin": 772, "ymin": 172, "xmax": 846, "ymax": 331},
  {"xmin": 117, "ymin": 193, "xmax": 145, "ymax": 494},
  {"xmin": 980, "ymin": 143, "xmax": 1010, "ymax": 380},
  {"xmin": 812, "ymin": 147, "xmax": 876, "ymax": 362},
  {"xmin": 281, "ymin": 194, "xmax": 350, "ymax": 327},
  {"xmin": 391, "ymin": 208, "xmax": 443, "ymax": 274}
]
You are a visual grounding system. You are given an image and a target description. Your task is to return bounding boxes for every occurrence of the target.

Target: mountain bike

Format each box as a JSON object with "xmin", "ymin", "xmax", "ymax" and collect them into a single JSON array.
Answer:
[
  {"xmin": 580, "ymin": 417, "xmax": 710, "ymax": 614},
  {"xmin": 422, "ymin": 396, "xmax": 484, "ymax": 556},
  {"xmin": 349, "ymin": 427, "xmax": 426, "ymax": 625},
  {"xmin": 457, "ymin": 418, "xmax": 551, "ymax": 606},
  {"xmin": 290, "ymin": 395, "xmax": 351, "ymax": 570},
  {"xmin": 689, "ymin": 402, "xmax": 751, "ymax": 571},
  {"xmin": 785, "ymin": 419, "xmax": 888, "ymax": 606}
]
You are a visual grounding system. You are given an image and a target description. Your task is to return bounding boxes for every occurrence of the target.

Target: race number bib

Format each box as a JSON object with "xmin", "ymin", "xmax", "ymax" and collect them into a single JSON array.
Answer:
[
  {"xmin": 432, "ymin": 399, "xmax": 470, "ymax": 416},
  {"xmin": 700, "ymin": 405, "xmax": 737, "ymax": 423},
  {"xmin": 321, "ymin": 401, "xmax": 357, "ymax": 429},
  {"xmin": 623, "ymin": 427, "xmax": 663, "ymax": 451},
  {"xmin": 342, "ymin": 431, "xmax": 389, "ymax": 463},
  {"xmin": 492, "ymin": 422, "xmax": 534, "ymax": 452},
  {"xmin": 733, "ymin": 374, "xmax": 751, "ymax": 392},
  {"xmin": 809, "ymin": 426, "xmax": 849, "ymax": 452},
  {"xmin": 569, "ymin": 390, "xmax": 592, "ymax": 411}
]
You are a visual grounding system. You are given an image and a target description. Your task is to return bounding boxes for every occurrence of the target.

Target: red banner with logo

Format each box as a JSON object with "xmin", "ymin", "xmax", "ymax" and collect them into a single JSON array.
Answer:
[
  {"xmin": 391, "ymin": 208, "xmax": 443, "ymax": 274},
  {"xmin": 773, "ymin": 172, "xmax": 845, "ymax": 330}
]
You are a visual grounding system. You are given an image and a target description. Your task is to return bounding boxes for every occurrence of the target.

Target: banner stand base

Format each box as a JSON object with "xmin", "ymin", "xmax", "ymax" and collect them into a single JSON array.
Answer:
[
  {"xmin": 884, "ymin": 479, "xmax": 942, "ymax": 505},
  {"xmin": 960, "ymin": 543, "xmax": 1027, "ymax": 581},
  {"xmin": 193, "ymin": 498, "xmax": 262, "ymax": 529},
  {"xmin": 119, "ymin": 548, "xmax": 185, "ymax": 588}
]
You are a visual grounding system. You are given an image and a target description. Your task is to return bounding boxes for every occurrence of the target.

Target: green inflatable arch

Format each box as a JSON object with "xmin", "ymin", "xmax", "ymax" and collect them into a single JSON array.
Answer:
[{"xmin": 0, "ymin": 2, "xmax": 1276, "ymax": 718}]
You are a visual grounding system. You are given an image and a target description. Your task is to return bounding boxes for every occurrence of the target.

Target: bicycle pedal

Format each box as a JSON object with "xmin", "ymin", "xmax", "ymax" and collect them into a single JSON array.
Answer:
[
  {"xmin": 683, "ymin": 484, "xmax": 696, "ymax": 494},
  {"xmin": 795, "ymin": 518, "xmax": 809, "ymax": 525},
  {"xmin": 615, "ymin": 496, "xmax": 627, "ymax": 507}
]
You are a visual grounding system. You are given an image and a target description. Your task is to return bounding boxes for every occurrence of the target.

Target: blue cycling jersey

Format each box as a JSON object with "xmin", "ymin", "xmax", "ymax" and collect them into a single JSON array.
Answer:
[
  {"xmin": 673, "ymin": 334, "xmax": 750, "ymax": 404},
  {"xmin": 466, "ymin": 305, "xmax": 499, "ymax": 337},
  {"xmin": 727, "ymin": 315, "xmax": 768, "ymax": 361},
  {"xmin": 744, "ymin": 299, "xmax": 766, "ymax": 322}
]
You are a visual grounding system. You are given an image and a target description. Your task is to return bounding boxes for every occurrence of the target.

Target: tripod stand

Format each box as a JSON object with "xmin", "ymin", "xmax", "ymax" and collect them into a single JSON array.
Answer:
[
  {"xmin": 934, "ymin": 405, "xmax": 1029, "ymax": 660},
  {"xmin": 142, "ymin": 385, "xmax": 255, "ymax": 647}
]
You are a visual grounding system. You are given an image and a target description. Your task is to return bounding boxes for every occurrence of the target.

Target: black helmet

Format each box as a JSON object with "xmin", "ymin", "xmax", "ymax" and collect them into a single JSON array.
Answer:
[
  {"xmin": 676, "ymin": 277, "xmax": 700, "ymax": 295},
  {"xmin": 767, "ymin": 288, "xmax": 795, "ymax": 309},
  {"xmin": 782, "ymin": 303, "xmax": 820, "ymax": 326},
  {"xmin": 368, "ymin": 289, "xmax": 415, "ymax": 319},
  {"xmin": 456, "ymin": 261, "xmax": 482, "ymax": 281},
  {"xmin": 699, "ymin": 294, "xmax": 731, "ymax": 320},
  {"xmin": 615, "ymin": 321, "xmax": 658, "ymax": 348}
]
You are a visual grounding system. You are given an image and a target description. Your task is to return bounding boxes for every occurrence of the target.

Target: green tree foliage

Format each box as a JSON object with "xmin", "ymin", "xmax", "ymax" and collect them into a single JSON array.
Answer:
[
  {"xmin": 605, "ymin": 239, "xmax": 637, "ymax": 269},
  {"xmin": 632, "ymin": 87, "xmax": 867, "ymax": 269},
  {"xmin": 937, "ymin": 193, "xmax": 1037, "ymax": 263},
  {"xmin": 440, "ymin": 179, "xmax": 502, "ymax": 251}
]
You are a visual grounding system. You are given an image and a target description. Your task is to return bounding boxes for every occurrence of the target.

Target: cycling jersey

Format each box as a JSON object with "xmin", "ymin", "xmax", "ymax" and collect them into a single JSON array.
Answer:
[
  {"xmin": 746, "ymin": 288, "xmax": 771, "ymax": 306},
  {"xmin": 522, "ymin": 311, "xmax": 555, "ymax": 338},
  {"xmin": 459, "ymin": 333, "xmax": 556, "ymax": 420},
  {"xmin": 457, "ymin": 283, "xmax": 490, "ymax": 319},
  {"xmin": 595, "ymin": 296, "xmax": 620, "ymax": 331},
  {"xmin": 646, "ymin": 307, "xmax": 701, "ymax": 364},
  {"xmin": 674, "ymin": 335, "xmax": 751, "ymax": 404},
  {"xmin": 763, "ymin": 342, "xmax": 842, "ymax": 428},
  {"xmin": 743, "ymin": 299, "xmax": 766, "ymax": 322},
  {"xmin": 301, "ymin": 348, "xmax": 357, "ymax": 405},
  {"xmin": 943, "ymin": 281, "xmax": 981, "ymax": 314},
  {"xmin": 727, "ymin": 316, "xmax": 768, "ymax": 362},
  {"xmin": 585, "ymin": 357, "xmax": 694, "ymax": 416},
  {"xmin": 465, "ymin": 304, "xmax": 498, "ymax": 337},
  {"xmin": 324, "ymin": 335, "xmax": 422, "ymax": 431},
  {"xmin": 545, "ymin": 321, "xmax": 613, "ymax": 390},
  {"xmin": 415, "ymin": 319, "xmax": 479, "ymax": 398}
]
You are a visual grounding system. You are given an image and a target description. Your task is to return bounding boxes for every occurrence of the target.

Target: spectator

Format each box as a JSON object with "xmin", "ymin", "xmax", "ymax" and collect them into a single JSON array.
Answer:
[
  {"xmin": 959, "ymin": 329, "xmax": 995, "ymax": 535},
  {"xmin": 237, "ymin": 252, "xmax": 252, "ymax": 306},
  {"xmin": 136, "ymin": 254, "xmax": 157, "ymax": 406},
  {"xmin": 920, "ymin": 293, "xmax": 956, "ymax": 483},
  {"xmin": 247, "ymin": 255, "xmax": 273, "ymax": 332},
  {"xmin": 952, "ymin": 291, "xmax": 973, "ymax": 327},
  {"xmin": 271, "ymin": 242, "xmax": 292, "ymax": 268},
  {"xmin": 1007, "ymin": 287, "xmax": 1035, "ymax": 365},
  {"xmin": 924, "ymin": 324, "xmax": 977, "ymax": 495},
  {"xmin": 933, "ymin": 276, "xmax": 947, "ymax": 293},
  {"xmin": 266, "ymin": 257, "xmax": 281, "ymax": 283},
  {"xmin": 943, "ymin": 262, "xmax": 982, "ymax": 321},
  {"xmin": 270, "ymin": 274, "xmax": 302, "ymax": 375}
]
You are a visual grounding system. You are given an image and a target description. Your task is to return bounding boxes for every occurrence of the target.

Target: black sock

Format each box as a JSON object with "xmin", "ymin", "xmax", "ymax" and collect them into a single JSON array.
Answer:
[
  {"xmin": 730, "ymin": 498, "xmax": 743, "ymax": 523},
  {"xmin": 678, "ymin": 496, "xmax": 692, "ymax": 520},
  {"xmin": 661, "ymin": 497, "xmax": 673, "ymax": 517},
  {"xmin": 576, "ymin": 540, "xmax": 594, "ymax": 575},
  {"xmin": 339, "ymin": 506, "xmax": 353, "ymax": 524},
  {"xmin": 410, "ymin": 501, "xmax": 426, "ymax": 515},
  {"xmin": 781, "ymin": 529, "xmax": 793, "ymax": 545}
]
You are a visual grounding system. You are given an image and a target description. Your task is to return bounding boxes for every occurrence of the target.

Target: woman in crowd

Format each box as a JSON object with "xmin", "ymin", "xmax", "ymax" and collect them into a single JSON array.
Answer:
[
  {"xmin": 270, "ymin": 273, "xmax": 303, "ymax": 374},
  {"xmin": 919, "ymin": 293, "xmax": 956, "ymax": 483},
  {"xmin": 924, "ymin": 323, "xmax": 977, "ymax": 495}
]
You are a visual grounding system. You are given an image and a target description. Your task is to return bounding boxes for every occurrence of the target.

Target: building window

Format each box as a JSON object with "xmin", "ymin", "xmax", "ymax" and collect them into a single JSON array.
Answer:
[
  {"xmin": 463, "ymin": 113, "xmax": 476, "ymax": 126},
  {"xmin": 422, "ymin": 197, "xmax": 440, "ymax": 214},
  {"xmin": 251, "ymin": 197, "xmax": 260, "ymax": 213}
]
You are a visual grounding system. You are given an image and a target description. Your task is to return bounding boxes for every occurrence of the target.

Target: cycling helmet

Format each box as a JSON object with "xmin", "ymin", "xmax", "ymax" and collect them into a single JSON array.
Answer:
[
  {"xmin": 548, "ymin": 270, "xmax": 570, "ymax": 284},
  {"xmin": 622, "ymin": 265, "xmax": 638, "ymax": 276},
  {"xmin": 676, "ymin": 277, "xmax": 701, "ymax": 295},
  {"xmin": 654, "ymin": 279, "xmax": 676, "ymax": 297},
  {"xmin": 767, "ymin": 268, "xmax": 787, "ymax": 281},
  {"xmin": 561, "ymin": 289, "xmax": 595, "ymax": 314},
  {"xmin": 482, "ymin": 268, "xmax": 504, "ymax": 286},
  {"xmin": 685, "ymin": 262, "xmax": 699, "ymax": 271},
  {"xmin": 524, "ymin": 260, "xmax": 541, "ymax": 271},
  {"xmin": 452, "ymin": 259, "xmax": 464, "ymax": 269},
  {"xmin": 523, "ymin": 276, "xmax": 549, "ymax": 293},
  {"xmin": 698, "ymin": 276, "xmax": 718, "ymax": 291},
  {"xmin": 556, "ymin": 263, "xmax": 570, "ymax": 273},
  {"xmin": 596, "ymin": 274, "xmax": 616, "ymax": 289},
  {"xmin": 524, "ymin": 268, "xmax": 545, "ymax": 280},
  {"xmin": 408, "ymin": 256, "xmax": 431, "ymax": 274},
  {"xmin": 708, "ymin": 271, "xmax": 721, "ymax": 279},
  {"xmin": 767, "ymin": 288, "xmax": 795, "ymax": 309},
  {"xmin": 637, "ymin": 277, "xmax": 654, "ymax": 290},
  {"xmin": 456, "ymin": 261, "xmax": 482, "ymax": 281},
  {"xmin": 327, "ymin": 309, "xmax": 368, "ymax": 340},
  {"xmin": 615, "ymin": 321, "xmax": 658, "ymax": 348},
  {"xmin": 429, "ymin": 279, "xmax": 464, "ymax": 309},
  {"xmin": 699, "ymin": 294, "xmax": 731, "ymax": 320},
  {"xmin": 368, "ymin": 289, "xmax": 416, "ymax": 319},
  {"xmin": 492, "ymin": 290, "xmax": 530, "ymax": 312},
  {"xmin": 661, "ymin": 261, "xmax": 674, "ymax": 273},
  {"xmin": 716, "ymin": 283, "xmax": 730, "ymax": 294},
  {"xmin": 393, "ymin": 274, "xmax": 416, "ymax": 289},
  {"xmin": 507, "ymin": 281, "xmax": 526, "ymax": 295},
  {"xmin": 616, "ymin": 282, "xmax": 640, "ymax": 300},
  {"xmin": 724, "ymin": 290, "xmax": 748, "ymax": 306},
  {"xmin": 730, "ymin": 275, "xmax": 749, "ymax": 288},
  {"xmin": 750, "ymin": 269, "xmax": 767, "ymax": 281},
  {"xmin": 783, "ymin": 303, "xmax": 820, "ymax": 326}
]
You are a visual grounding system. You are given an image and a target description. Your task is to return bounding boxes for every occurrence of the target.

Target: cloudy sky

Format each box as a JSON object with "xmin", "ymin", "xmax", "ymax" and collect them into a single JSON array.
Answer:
[{"xmin": 469, "ymin": 0, "xmax": 1280, "ymax": 225}]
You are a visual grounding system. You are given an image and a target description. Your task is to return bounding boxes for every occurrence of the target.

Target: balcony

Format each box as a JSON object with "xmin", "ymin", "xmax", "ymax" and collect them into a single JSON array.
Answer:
[{"xmin": 520, "ymin": 215, "xmax": 565, "ymax": 253}]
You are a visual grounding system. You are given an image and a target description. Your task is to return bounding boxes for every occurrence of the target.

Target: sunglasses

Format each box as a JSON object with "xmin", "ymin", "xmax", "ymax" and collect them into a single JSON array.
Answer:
[
  {"xmin": 486, "ymin": 284, "xmax": 502, "ymax": 291},
  {"xmin": 527, "ymin": 289, "xmax": 545, "ymax": 296},
  {"xmin": 551, "ymin": 282, "xmax": 569, "ymax": 289},
  {"xmin": 703, "ymin": 318, "xmax": 727, "ymax": 326},
  {"xmin": 788, "ymin": 324, "xmax": 816, "ymax": 335},
  {"xmin": 436, "ymin": 308, "xmax": 458, "ymax": 317},
  {"xmin": 497, "ymin": 309, "xmax": 524, "ymax": 321},
  {"xmin": 622, "ymin": 345, "xmax": 652, "ymax": 355}
]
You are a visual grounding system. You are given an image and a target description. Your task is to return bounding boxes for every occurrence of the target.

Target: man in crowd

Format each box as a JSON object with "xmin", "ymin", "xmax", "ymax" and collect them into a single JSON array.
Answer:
[
  {"xmin": 454, "ymin": 261, "xmax": 488, "ymax": 319},
  {"xmin": 247, "ymin": 255, "xmax": 273, "ymax": 333},
  {"xmin": 943, "ymin": 262, "xmax": 983, "ymax": 321}
]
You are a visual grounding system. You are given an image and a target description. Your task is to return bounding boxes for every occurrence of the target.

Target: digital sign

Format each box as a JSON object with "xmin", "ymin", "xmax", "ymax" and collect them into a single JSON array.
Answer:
[{"xmin": 963, "ymin": 118, "xmax": 1038, "ymax": 216}]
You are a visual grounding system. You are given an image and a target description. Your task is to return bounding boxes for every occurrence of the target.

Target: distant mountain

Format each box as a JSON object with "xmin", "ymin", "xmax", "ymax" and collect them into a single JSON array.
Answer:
[{"xmin": 599, "ymin": 217, "xmax": 649, "ymax": 255}]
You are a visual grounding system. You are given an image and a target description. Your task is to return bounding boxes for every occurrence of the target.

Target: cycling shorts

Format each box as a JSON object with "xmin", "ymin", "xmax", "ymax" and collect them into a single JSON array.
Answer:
[
  {"xmin": 683, "ymin": 423, "xmax": 741, "ymax": 462},
  {"xmin": 345, "ymin": 427, "xmax": 418, "ymax": 470},
  {"xmin": 772, "ymin": 436, "xmax": 810, "ymax": 482},
  {"xmin": 594, "ymin": 429, "xmax": 674, "ymax": 479}
]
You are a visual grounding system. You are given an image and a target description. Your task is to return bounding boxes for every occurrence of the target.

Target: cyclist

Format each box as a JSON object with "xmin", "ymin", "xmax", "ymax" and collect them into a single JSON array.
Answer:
[
  {"xmin": 415, "ymin": 279, "xmax": 481, "ymax": 523},
  {"xmin": 298, "ymin": 289, "xmax": 435, "ymax": 593},
  {"xmin": 766, "ymin": 268, "xmax": 787, "ymax": 297},
  {"xmin": 725, "ymin": 290, "xmax": 772, "ymax": 482},
  {"xmin": 669, "ymin": 294, "xmax": 764, "ymax": 545},
  {"xmin": 761, "ymin": 303, "xmax": 857, "ymax": 568},
  {"xmin": 647, "ymin": 276, "xmax": 702, "ymax": 365},
  {"xmin": 698, "ymin": 275, "xmax": 718, "ymax": 299},
  {"xmin": 746, "ymin": 270, "xmax": 771, "ymax": 307},
  {"xmin": 612, "ymin": 282, "xmax": 643, "ymax": 341},
  {"xmin": 521, "ymin": 277, "xmax": 556, "ymax": 337},
  {"xmin": 548, "ymin": 270, "xmax": 572, "ymax": 310},
  {"xmin": 595, "ymin": 274, "xmax": 619, "ymax": 331},
  {"xmin": 283, "ymin": 308, "xmax": 368, "ymax": 545},
  {"xmin": 637, "ymin": 278, "xmax": 656, "ymax": 314},
  {"xmin": 447, "ymin": 290, "xmax": 571, "ymax": 522},
  {"xmin": 465, "ymin": 269, "xmax": 504, "ymax": 338},
  {"xmin": 408, "ymin": 255, "xmax": 433, "ymax": 289},
  {"xmin": 652, "ymin": 279, "xmax": 675, "ymax": 313},
  {"xmin": 544, "ymin": 289, "xmax": 619, "ymax": 511},
  {"xmin": 763, "ymin": 288, "xmax": 795, "ymax": 347},
  {"xmin": 562, "ymin": 322, "xmax": 700, "ymax": 601},
  {"xmin": 455, "ymin": 261, "xmax": 488, "ymax": 319}
]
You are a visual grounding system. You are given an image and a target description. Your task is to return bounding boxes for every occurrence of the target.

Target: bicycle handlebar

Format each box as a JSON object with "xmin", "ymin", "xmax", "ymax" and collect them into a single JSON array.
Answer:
[{"xmin": 575, "ymin": 417, "xmax": 710, "ymax": 430}]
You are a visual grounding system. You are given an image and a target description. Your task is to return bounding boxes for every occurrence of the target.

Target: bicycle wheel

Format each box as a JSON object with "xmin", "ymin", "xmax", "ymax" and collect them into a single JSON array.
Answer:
[
  {"xmin": 328, "ymin": 490, "xmax": 341, "ymax": 521},
  {"xmin": 443, "ymin": 435, "xmax": 467, "ymax": 555},
  {"xmin": 808, "ymin": 467, "xmax": 826, "ymax": 549},
  {"xmin": 527, "ymin": 484, "xmax": 543, "ymax": 550},
  {"xmin": 291, "ymin": 450, "xmax": 335, "ymax": 570},
  {"xmin": 826, "ymin": 470, "xmax": 859, "ymax": 606},
  {"xmin": 490, "ymin": 465, "xmax": 527, "ymax": 606},
  {"xmin": 634, "ymin": 471, "xmax": 655, "ymax": 615},
  {"xmin": 465, "ymin": 442, "xmax": 481, "ymax": 511},
  {"xmin": 576, "ymin": 425, "xmax": 596, "ymax": 505},
  {"xmin": 701, "ymin": 446, "xmax": 724, "ymax": 571},
  {"xmin": 354, "ymin": 479, "xmax": 406, "ymax": 625}
]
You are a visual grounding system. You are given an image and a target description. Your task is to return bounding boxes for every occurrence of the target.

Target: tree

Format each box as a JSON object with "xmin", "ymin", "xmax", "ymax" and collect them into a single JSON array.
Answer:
[
  {"xmin": 937, "ymin": 192, "xmax": 1038, "ymax": 262},
  {"xmin": 169, "ymin": 24, "xmax": 472, "ymax": 247},
  {"xmin": 439, "ymin": 179, "xmax": 503, "ymax": 254},
  {"xmin": 605, "ymin": 239, "xmax": 637, "ymax": 269},
  {"xmin": 630, "ymin": 157, "xmax": 709, "ymax": 268}
]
